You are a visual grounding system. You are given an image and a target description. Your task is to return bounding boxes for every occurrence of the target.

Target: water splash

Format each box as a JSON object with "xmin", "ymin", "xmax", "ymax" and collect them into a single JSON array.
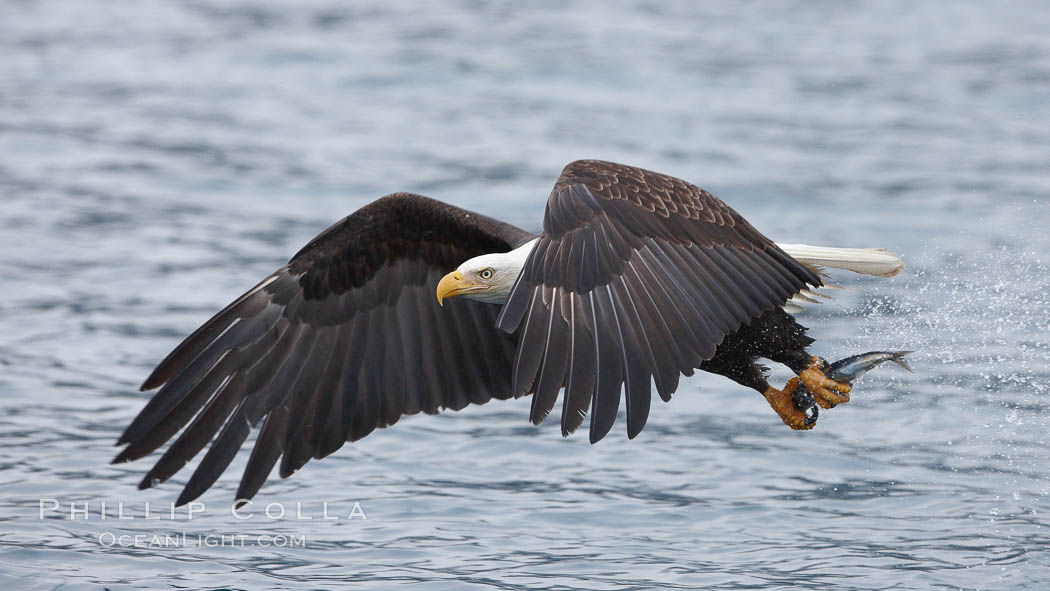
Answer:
[{"xmin": 844, "ymin": 243, "xmax": 1050, "ymax": 400}]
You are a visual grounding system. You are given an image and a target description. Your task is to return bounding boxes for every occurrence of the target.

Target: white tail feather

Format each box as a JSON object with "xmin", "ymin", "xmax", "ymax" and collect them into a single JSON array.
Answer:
[
  {"xmin": 776, "ymin": 243, "xmax": 904, "ymax": 277},
  {"xmin": 776, "ymin": 243, "xmax": 903, "ymax": 314}
]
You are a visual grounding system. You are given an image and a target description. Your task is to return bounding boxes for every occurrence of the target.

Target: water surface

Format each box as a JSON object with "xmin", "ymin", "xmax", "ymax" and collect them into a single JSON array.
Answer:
[{"xmin": 2, "ymin": 1, "xmax": 1049, "ymax": 589}]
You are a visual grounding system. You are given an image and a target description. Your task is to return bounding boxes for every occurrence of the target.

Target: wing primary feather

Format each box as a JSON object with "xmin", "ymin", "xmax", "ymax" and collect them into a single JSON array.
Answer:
[
  {"xmin": 604, "ymin": 283, "xmax": 652, "ymax": 439},
  {"xmin": 306, "ymin": 325, "xmax": 353, "ymax": 454},
  {"xmin": 628, "ymin": 248, "xmax": 694, "ymax": 373},
  {"xmin": 578, "ymin": 228, "xmax": 600, "ymax": 293},
  {"xmin": 511, "ymin": 286, "xmax": 547, "ymax": 397},
  {"xmin": 463, "ymin": 299, "xmax": 503, "ymax": 396},
  {"xmin": 335, "ymin": 310, "xmax": 371, "ymax": 445},
  {"xmin": 435, "ymin": 300, "xmax": 473, "ymax": 409},
  {"xmin": 670, "ymin": 247, "xmax": 742, "ymax": 343},
  {"xmin": 242, "ymin": 326, "xmax": 319, "ymax": 425},
  {"xmin": 395, "ymin": 287, "xmax": 425, "ymax": 413},
  {"xmin": 742, "ymin": 247, "xmax": 800, "ymax": 298},
  {"xmin": 450, "ymin": 300, "xmax": 490, "ymax": 406},
  {"xmin": 497, "ymin": 238, "xmax": 542, "ymax": 333},
  {"xmin": 609, "ymin": 279, "xmax": 656, "ymax": 436},
  {"xmin": 702, "ymin": 247, "xmax": 768, "ymax": 314},
  {"xmin": 496, "ymin": 275, "xmax": 533, "ymax": 333},
  {"xmin": 562, "ymin": 292, "xmax": 594, "ymax": 436},
  {"xmin": 635, "ymin": 243, "xmax": 707, "ymax": 362},
  {"xmin": 652, "ymin": 243, "xmax": 731, "ymax": 347},
  {"xmin": 413, "ymin": 278, "xmax": 446, "ymax": 413},
  {"xmin": 587, "ymin": 289, "xmax": 622, "ymax": 444},
  {"xmin": 622, "ymin": 261, "xmax": 681, "ymax": 400},
  {"xmin": 376, "ymin": 305, "xmax": 410, "ymax": 422},
  {"xmin": 375, "ymin": 308, "xmax": 406, "ymax": 426},
  {"xmin": 279, "ymin": 327, "xmax": 339, "ymax": 477},
  {"xmin": 651, "ymin": 243, "xmax": 722, "ymax": 350},
  {"xmin": 235, "ymin": 406, "xmax": 289, "ymax": 506},
  {"xmin": 120, "ymin": 304, "xmax": 282, "ymax": 445},
  {"xmin": 176, "ymin": 402, "xmax": 251, "ymax": 506},
  {"xmin": 348, "ymin": 321, "xmax": 383, "ymax": 442},
  {"xmin": 139, "ymin": 276, "xmax": 278, "ymax": 391},
  {"xmin": 720, "ymin": 247, "xmax": 790, "ymax": 304},
  {"xmin": 766, "ymin": 245, "xmax": 823, "ymax": 287},
  {"xmin": 598, "ymin": 214, "xmax": 638, "ymax": 261},
  {"xmin": 137, "ymin": 374, "xmax": 241, "ymax": 490},
  {"xmin": 652, "ymin": 244, "xmax": 733, "ymax": 357},
  {"xmin": 114, "ymin": 349, "xmax": 244, "ymax": 463},
  {"xmin": 530, "ymin": 289, "xmax": 568, "ymax": 425},
  {"xmin": 312, "ymin": 313, "xmax": 362, "ymax": 456},
  {"xmin": 684, "ymin": 247, "xmax": 750, "ymax": 324}
]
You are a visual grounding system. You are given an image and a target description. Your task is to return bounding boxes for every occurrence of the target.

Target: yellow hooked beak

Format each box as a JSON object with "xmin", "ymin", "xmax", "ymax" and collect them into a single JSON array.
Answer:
[{"xmin": 436, "ymin": 270, "xmax": 482, "ymax": 306}]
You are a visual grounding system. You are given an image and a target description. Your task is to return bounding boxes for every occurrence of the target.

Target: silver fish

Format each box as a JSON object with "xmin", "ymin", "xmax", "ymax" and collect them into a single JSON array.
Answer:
[{"xmin": 827, "ymin": 351, "xmax": 913, "ymax": 383}]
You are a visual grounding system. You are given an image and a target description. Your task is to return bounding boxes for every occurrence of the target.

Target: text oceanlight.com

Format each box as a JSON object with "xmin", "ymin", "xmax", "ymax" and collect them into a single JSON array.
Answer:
[{"xmin": 98, "ymin": 532, "xmax": 308, "ymax": 549}]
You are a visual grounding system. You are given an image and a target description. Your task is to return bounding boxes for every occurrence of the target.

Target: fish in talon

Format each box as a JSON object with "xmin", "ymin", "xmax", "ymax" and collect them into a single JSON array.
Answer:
[{"xmin": 827, "ymin": 351, "xmax": 913, "ymax": 383}]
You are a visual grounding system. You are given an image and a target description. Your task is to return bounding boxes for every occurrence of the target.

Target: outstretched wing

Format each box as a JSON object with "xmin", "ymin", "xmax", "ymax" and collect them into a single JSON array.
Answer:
[
  {"xmin": 497, "ymin": 160, "xmax": 821, "ymax": 443},
  {"xmin": 115, "ymin": 193, "xmax": 535, "ymax": 505}
]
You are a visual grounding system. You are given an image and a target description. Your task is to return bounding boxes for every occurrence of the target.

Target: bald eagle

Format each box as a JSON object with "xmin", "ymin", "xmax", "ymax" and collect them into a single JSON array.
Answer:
[{"xmin": 114, "ymin": 160, "xmax": 903, "ymax": 505}]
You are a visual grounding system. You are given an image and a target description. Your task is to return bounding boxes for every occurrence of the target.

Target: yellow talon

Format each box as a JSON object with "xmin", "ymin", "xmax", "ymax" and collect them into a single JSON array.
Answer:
[
  {"xmin": 763, "ymin": 377, "xmax": 816, "ymax": 430},
  {"xmin": 799, "ymin": 356, "xmax": 852, "ymax": 409}
]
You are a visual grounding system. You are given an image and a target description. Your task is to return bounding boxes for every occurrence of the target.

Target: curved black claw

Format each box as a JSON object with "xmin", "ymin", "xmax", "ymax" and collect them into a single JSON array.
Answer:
[{"xmin": 792, "ymin": 384, "xmax": 819, "ymax": 427}]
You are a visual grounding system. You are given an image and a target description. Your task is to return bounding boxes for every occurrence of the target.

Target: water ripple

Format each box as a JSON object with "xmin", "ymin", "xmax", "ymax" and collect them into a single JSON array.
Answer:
[{"xmin": 3, "ymin": 0, "xmax": 1050, "ymax": 589}]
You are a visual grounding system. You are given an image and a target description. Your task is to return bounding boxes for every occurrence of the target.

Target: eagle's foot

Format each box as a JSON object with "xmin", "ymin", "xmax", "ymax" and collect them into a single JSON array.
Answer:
[
  {"xmin": 799, "ymin": 356, "xmax": 851, "ymax": 409},
  {"xmin": 763, "ymin": 377, "xmax": 818, "ymax": 430}
]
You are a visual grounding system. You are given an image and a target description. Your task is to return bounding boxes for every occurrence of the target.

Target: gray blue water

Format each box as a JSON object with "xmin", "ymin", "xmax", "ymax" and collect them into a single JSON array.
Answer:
[{"xmin": 2, "ymin": 1, "xmax": 1050, "ymax": 589}]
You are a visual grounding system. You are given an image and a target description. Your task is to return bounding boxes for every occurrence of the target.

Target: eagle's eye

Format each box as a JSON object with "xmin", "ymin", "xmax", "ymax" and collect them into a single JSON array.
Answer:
[{"xmin": 479, "ymin": 268, "xmax": 494, "ymax": 280}]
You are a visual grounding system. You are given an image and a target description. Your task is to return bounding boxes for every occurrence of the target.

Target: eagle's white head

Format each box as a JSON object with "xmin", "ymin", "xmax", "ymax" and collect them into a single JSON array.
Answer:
[{"xmin": 435, "ymin": 239, "xmax": 538, "ymax": 305}]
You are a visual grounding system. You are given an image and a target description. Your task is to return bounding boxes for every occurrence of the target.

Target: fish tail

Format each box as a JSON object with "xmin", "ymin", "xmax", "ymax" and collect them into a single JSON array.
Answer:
[{"xmin": 887, "ymin": 351, "xmax": 914, "ymax": 372}]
